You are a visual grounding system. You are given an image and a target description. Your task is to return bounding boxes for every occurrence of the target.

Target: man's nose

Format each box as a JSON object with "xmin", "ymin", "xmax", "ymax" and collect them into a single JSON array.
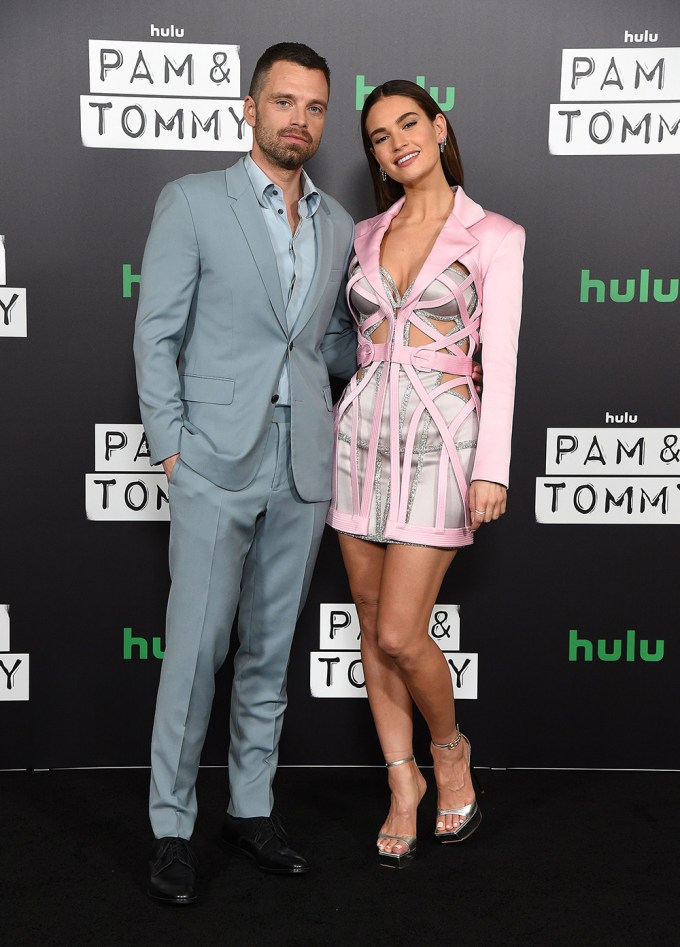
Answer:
[{"xmin": 290, "ymin": 105, "xmax": 308, "ymax": 126}]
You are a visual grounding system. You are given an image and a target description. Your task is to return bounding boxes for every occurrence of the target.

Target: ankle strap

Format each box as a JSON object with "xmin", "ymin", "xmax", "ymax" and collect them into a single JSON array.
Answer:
[
  {"xmin": 385, "ymin": 755, "xmax": 415, "ymax": 768},
  {"xmin": 432, "ymin": 726, "xmax": 463, "ymax": 751}
]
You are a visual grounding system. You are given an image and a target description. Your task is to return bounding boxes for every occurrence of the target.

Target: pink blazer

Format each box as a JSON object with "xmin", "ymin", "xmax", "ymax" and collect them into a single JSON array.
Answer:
[{"xmin": 351, "ymin": 187, "xmax": 525, "ymax": 488}]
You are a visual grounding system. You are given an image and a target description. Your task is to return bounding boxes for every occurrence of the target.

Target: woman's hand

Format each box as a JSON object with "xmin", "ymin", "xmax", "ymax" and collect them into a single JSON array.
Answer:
[
  {"xmin": 469, "ymin": 480, "xmax": 507, "ymax": 531},
  {"xmin": 471, "ymin": 359, "xmax": 483, "ymax": 395}
]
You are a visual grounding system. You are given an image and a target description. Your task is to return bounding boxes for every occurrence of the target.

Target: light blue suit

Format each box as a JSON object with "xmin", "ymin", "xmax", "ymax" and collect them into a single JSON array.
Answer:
[{"xmin": 134, "ymin": 157, "xmax": 356, "ymax": 837}]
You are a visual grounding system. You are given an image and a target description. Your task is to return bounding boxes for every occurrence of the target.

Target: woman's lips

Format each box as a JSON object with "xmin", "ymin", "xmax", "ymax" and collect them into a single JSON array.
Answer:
[{"xmin": 395, "ymin": 151, "xmax": 420, "ymax": 167}]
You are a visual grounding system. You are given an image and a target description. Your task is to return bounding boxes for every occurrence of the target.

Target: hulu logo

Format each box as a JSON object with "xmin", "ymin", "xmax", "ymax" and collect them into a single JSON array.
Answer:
[
  {"xmin": 580, "ymin": 268, "xmax": 679, "ymax": 303},
  {"xmin": 356, "ymin": 75, "xmax": 455, "ymax": 111},
  {"xmin": 568, "ymin": 628, "xmax": 664, "ymax": 663},
  {"xmin": 123, "ymin": 626, "xmax": 164, "ymax": 660},
  {"xmin": 122, "ymin": 264, "xmax": 141, "ymax": 298}
]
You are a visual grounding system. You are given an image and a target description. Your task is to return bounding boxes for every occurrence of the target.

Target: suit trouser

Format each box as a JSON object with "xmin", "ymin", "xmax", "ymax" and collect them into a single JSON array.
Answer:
[{"xmin": 149, "ymin": 407, "xmax": 328, "ymax": 839}]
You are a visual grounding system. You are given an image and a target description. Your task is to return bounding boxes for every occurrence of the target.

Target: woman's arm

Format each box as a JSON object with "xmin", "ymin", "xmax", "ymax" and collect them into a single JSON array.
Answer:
[{"xmin": 469, "ymin": 221, "xmax": 526, "ymax": 488}]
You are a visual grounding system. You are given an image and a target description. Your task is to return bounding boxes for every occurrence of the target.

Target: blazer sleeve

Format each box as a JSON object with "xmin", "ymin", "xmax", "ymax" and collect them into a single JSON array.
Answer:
[
  {"xmin": 470, "ymin": 221, "xmax": 525, "ymax": 488},
  {"xmin": 320, "ymin": 226, "xmax": 358, "ymax": 382},
  {"xmin": 133, "ymin": 181, "xmax": 200, "ymax": 465}
]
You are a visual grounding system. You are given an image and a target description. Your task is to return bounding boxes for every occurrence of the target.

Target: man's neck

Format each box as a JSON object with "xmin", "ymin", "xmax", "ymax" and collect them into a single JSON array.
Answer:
[{"xmin": 249, "ymin": 150, "xmax": 304, "ymax": 203}]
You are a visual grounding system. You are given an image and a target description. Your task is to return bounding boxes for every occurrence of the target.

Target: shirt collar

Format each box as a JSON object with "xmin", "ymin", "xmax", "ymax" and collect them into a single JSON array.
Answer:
[{"xmin": 244, "ymin": 153, "xmax": 321, "ymax": 218}]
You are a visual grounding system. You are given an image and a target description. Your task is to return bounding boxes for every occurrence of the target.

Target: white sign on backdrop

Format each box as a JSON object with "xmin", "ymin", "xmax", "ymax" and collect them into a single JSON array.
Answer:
[
  {"xmin": 87, "ymin": 41, "xmax": 242, "ymax": 97},
  {"xmin": 559, "ymin": 48, "xmax": 680, "ymax": 102},
  {"xmin": 549, "ymin": 41, "xmax": 680, "ymax": 155},
  {"xmin": 81, "ymin": 38, "xmax": 252, "ymax": 152},
  {"xmin": 0, "ymin": 606, "xmax": 30, "ymax": 702},
  {"xmin": 0, "ymin": 236, "xmax": 28, "ymax": 339},
  {"xmin": 86, "ymin": 423, "xmax": 169, "ymax": 521},
  {"xmin": 0, "ymin": 604, "xmax": 9, "ymax": 651},
  {"xmin": 537, "ymin": 426, "xmax": 680, "ymax": 524},
  {"xmin": 544, "ymin": 428, "xmax": 680, "ymax": 476},
  {"xmin": 311, "ymin": 604, "xmax": 477, "ymax": 699}
]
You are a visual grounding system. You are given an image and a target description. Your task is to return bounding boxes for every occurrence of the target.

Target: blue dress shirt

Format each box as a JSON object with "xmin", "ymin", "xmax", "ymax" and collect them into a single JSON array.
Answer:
[{"xmin": 244, "ymin": 154, "xmax": 321, "ymax": 405}]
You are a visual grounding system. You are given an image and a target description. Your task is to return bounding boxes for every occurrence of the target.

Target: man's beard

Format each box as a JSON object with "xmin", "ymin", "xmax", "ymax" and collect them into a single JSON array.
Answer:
[{"xmin": 254, "ymin": 124, "xmax": 319, "ymax": 170}]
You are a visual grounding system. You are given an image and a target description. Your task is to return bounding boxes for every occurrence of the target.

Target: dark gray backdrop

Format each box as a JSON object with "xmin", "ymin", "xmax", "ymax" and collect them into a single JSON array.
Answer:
[{"xmin": 1, "ymin": 0, "xmax": 678, "ymax": 769}]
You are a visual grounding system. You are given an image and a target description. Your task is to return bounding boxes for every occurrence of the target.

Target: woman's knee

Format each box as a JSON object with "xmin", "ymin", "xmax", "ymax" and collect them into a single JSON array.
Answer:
[{"xmin": 376, "ymin": 621, "xmax": 421, "ymax": 664}]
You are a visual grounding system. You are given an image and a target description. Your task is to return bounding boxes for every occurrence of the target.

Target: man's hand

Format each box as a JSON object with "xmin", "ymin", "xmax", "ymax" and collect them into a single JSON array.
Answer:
[
  {"xmin": 162, "ymin": 453, "xmax": 180, "ymax": 481},
  {"xmin": 469, "ymin": 480, "xmax": 506, "ymax": 531},
  {"xmin": 471, "ymin": 359, "xmax": 483, "ymax": 395}
]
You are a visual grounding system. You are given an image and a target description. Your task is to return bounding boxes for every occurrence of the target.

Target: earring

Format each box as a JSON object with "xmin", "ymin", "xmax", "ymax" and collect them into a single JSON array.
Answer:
[
  {"xmin": 380, "ymin": 167, "xmax": 387, "ymax": 181},
  {"xmin": 439, "ymin": 137, "xmax": 447, "ymax": 153}
]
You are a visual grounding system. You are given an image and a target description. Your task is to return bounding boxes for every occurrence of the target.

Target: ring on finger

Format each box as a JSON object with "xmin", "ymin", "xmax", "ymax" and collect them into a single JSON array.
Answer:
[{"xmin": 474, "ymin": 509, "xmax": 486, "ymax": 515}]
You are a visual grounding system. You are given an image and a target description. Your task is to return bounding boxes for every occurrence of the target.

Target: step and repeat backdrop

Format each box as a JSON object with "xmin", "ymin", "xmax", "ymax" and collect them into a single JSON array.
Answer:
[{"xmin": 2, "ymin": 0, "xmax": 678, "ymax": 770}]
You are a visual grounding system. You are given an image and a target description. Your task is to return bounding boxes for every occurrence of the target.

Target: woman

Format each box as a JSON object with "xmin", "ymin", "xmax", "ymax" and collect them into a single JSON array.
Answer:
[{"xmin": 327, "ymin": 81, "xmax": 524, "ymax": 867}]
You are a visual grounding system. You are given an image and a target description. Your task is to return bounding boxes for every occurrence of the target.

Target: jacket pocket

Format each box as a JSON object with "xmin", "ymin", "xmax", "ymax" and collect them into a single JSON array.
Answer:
[{"xmin": 182, "ymin": 374, "xmax": 235, "ymax": 404}]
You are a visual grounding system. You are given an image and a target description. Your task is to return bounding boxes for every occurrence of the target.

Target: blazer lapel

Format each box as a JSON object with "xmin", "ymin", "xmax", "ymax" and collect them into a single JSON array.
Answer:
[
  {"xmin": 353, "ymin": 188, "xmax": 485, "ymax": 312},
  {"xmin": 352, "ymin": 199, "xmax": 405, "ymax": 309},
  {"xmin": 226, "ymin": 162, "xmax": 287, "ymax": 331},
  {"xmin": 406, "ymin": 188, "xmax": 482, "ymax": 306}
]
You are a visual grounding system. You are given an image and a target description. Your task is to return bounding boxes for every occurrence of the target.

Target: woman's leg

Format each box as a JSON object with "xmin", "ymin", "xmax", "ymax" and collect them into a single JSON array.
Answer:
[
  {"xmin": 338, "ymin": 534, "xmax": 426, "ymax": 855},
  {"xmin": 375, "ymin": 544, "xmax": 476, "ymax": 833}
]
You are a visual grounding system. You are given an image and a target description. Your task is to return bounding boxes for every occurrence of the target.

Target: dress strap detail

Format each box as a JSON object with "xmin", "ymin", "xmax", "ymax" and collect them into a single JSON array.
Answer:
[{"xmin": 357, "ymin": 341, "xmax": 473, "ymax": 377}]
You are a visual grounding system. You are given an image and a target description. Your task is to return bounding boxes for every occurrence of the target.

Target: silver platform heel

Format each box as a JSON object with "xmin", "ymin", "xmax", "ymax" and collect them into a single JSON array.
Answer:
[
  {"xmin": 431, "ymin": 727, "xmax": 482, "ymax": 843},
  {"xmin": 377, "ymin": 756, "xmax": 418, "ymax": 868}
]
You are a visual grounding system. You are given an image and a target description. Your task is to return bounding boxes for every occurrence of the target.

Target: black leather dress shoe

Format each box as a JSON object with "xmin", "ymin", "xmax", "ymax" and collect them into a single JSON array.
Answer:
[
  {"xmin": 221, "ymin": 813, "xmax": 310, "ymax": 874},
  {"xmin": 148, "ymin": 836, "xmax": 198, "ymax": 905}
]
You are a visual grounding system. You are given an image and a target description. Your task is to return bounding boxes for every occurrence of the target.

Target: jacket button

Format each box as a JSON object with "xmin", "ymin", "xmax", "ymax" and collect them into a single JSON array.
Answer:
[
  {"xmin": 271, "ymin": 394, "xmax": 279, "ymax": 404},
  {"xmin": 288, "ymin": 341, "xmax": 294, "ymax": 351}
]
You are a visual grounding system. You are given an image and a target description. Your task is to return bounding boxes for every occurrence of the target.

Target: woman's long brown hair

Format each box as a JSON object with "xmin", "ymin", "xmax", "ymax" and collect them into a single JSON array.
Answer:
[{"xmin": 360, "ymin": 79, "xmax": 464, "ymax": 213}]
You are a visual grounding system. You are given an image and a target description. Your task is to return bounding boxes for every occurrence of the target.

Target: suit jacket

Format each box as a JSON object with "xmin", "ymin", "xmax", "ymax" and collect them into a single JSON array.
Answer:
[
  {"xmin": 133, "ymin": 157, "xmax": 357, "ymax": 502},
  {"xmin": 352, "ymin": 187, "xmax": 525, "ymax": 487}
]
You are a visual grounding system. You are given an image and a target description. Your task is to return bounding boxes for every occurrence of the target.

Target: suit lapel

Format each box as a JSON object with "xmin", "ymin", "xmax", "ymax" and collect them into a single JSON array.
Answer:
[{"xmin": 226, "ymin": 162, "xmax": 287, "ymax": 332}]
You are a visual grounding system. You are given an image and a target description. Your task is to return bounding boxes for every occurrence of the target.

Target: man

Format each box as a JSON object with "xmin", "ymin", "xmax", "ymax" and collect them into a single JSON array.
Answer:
[{"xmin": 134, "ymin": 43, "xmax": 357, "ymax": 905}]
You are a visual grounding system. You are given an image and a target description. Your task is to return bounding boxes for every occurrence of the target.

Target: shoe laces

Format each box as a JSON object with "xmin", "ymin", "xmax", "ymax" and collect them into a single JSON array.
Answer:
[
  {"xmin": 254, "ymin": 813, "xmax": 289, "ymax": 846},
  {"xmin": 160, "ymin": 837, "xmax": 197, "ymax": 869}
]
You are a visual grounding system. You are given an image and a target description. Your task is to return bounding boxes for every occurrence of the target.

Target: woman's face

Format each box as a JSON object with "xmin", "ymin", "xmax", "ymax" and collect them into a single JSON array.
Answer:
[{"xmin": 365, "ymin": 95, "xmax": 446, "ymax": 186}]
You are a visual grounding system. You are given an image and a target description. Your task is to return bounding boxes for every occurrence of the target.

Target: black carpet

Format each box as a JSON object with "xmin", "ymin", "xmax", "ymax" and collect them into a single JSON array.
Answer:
[{"xmin": 3, "ymin": 767, "xmax": 679, "ymax": 946}]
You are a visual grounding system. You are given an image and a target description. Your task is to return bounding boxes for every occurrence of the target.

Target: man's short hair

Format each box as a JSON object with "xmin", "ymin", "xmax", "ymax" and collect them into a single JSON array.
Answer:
[{"xmin": 249, "ymin": 43, "xmax": 330, "ymax": 101}]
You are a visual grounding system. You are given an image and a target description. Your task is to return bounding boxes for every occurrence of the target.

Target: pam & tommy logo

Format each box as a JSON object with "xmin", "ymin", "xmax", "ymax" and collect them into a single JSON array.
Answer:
[
  {"xmin": 536, "ymin": 422, "xmax": 680, "ymax": 524},
  {"xmin": 85, "ymin": 424, "xmax": 169, "ymax": 521},
  {"xmin": 549, "ymin": 34, "xmax": 680, "ymax": 155},
  {"xmin": 0, "ymin": 236, "xmax": 28, "ymax": 339},
  {"xmin": 80, "ymin": 32, "xmax": 252, "ymax": 152},
  {"xmin": 1, "ymin": 605, "xmax": 30, "ymax": 701},
  {"xmin": 311, "ymin": 604, "xmax": 477, "ymax": 699}
]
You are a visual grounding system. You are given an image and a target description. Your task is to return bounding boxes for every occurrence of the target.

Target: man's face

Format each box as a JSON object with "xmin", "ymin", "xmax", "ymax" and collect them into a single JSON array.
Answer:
[{"xmin": 244, "ymin": 61, "xmax": 329, "ymax": 171}]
